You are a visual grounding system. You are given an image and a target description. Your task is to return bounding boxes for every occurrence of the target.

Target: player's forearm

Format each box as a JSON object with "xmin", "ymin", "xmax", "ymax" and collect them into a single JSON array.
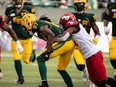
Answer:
[
  {"xmin": 46, "ymin": 34, "xmax": 54, "ymax": 52},
  {"xmin": 54, "ymin": 32, "xmax": 70, "ymax": 41},
  {"xmin": 7, "ymin": 27, "xmax": 18, "ymax": 41},
  {"xmin": 103, "ymin": 20, "xmax": 109, "ymax": 27},
  {"xmin": 92, "ymin": 25, "xmax": 100, "ymax": 36}
]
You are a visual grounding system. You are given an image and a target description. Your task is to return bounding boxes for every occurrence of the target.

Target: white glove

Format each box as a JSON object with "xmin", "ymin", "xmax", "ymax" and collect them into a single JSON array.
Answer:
[
  {"xmin": 32, "ymin": 33, "xmax": 38, "ymax": 43},
  {"xmin": 104, "ymin": 26, "xmax": 110, "ymax": 35},
  {"xmin": 16, "ymin": 41, "xmax": 23, "ymax": 53}
]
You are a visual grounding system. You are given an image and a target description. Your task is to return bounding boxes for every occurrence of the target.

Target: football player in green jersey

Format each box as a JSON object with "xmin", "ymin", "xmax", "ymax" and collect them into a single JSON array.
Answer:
[
  {"xmin": 4, "ymin": 0, "xmax": 36, "ymax": 84},
  {"xmin": 21, "ymin": 13, "xmax": 76, "ymax": 87},
  {"xmin": 0, "ymin": 15, "xmax": 23, "ymax": 79},
  {"xmin": 72, "ymin": 0, "xmax": 100, "ymax": 86},
  {"xmin": 103, "ymin": 0, "xmax": 116, "ymax": 81}
]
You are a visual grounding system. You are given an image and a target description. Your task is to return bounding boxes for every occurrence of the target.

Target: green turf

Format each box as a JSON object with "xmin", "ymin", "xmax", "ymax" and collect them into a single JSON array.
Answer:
[{"xmin": 0, "ymin": 51, "xmax": 114, "ymax": 87}]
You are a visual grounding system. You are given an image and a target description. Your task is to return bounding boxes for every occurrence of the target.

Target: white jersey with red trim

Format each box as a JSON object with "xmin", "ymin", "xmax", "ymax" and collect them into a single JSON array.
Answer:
[{"xmin": 72, "ymin": 23, "xmax": 100, "ymax": 59}]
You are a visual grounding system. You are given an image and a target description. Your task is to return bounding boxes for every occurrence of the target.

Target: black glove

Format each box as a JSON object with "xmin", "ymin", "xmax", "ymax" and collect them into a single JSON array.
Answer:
[{"xmin": 41, "ymin": 51, "xmax": 50, "ymax": 61}]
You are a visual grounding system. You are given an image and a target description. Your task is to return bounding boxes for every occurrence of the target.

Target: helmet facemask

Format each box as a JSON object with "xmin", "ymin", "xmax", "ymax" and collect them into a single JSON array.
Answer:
[
  {"xmin": 74, "ymin": 2, "xmax": 85, "ymax": 14},
  {"xmin": 12, "ymin": 0, "xmax": 24, "ymax": 9}
]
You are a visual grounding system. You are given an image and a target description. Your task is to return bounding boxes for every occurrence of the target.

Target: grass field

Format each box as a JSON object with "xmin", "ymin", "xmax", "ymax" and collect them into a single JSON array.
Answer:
[{"xmin": 0, "ymin": 51, "xmax": 114, "ymax": 87}]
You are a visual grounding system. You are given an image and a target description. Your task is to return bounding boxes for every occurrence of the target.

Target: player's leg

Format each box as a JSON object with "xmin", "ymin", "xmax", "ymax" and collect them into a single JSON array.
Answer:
[
  {"xmin": 109, "ymin": 38, "xmax": 116, "ymax": 80},
  {"xmin": 86, "ymin": 51, "xmax": 107, "ymax": 87},
  {"xmin": 30, "ymin": 35, "xmax": 37, "ymax": 62},
  {"xmin": 57, "ymin": 52, "xmax": 74, "ymax": 87},
  {"xmin": 88, "ymin": 38, "xmax": 99, "ymax": 87},
  {"xmin": 57, "ymin": 40, "xmax": 75, "ymax": 87},
  {"xmin": 37, "ymin": 49, "xmax": 49, "ymax": 87},
  {"xmin": 11, "ymin": 40, "xmax": 24, "ymax": 84},
  {"xmin": 86, "ymin": 51, "xmax": 116, "ymax": 87},
  {"xmin": 73, "ymin": 46, "xmax": 88, "ymax": 83},
  {"xmin": 22, "ymin": 38, "xmax": 33, "ymax": 64},
  {"xmin": 37, "ymin": 41, "xmax": 72, "ymax": 87},
  {"xmin": 30, "ymin": 49, "xmax": 36, "ymax": 62}
]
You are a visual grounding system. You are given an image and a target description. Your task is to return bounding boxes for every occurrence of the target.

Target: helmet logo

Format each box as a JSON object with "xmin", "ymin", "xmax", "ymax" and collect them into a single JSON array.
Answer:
[{"xmin": 62, "ymin": 16, "xmax": 70, "ymax": 20}]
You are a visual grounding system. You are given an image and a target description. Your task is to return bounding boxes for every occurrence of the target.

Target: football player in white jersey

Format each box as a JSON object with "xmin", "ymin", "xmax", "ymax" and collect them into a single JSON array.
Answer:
[{"xmin": 54, "ymin": 12, "xmax": 116, "ymax": 87}]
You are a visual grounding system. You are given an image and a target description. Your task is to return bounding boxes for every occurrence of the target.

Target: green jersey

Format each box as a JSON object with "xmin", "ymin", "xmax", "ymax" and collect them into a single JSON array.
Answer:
[
  {"xmin": 72, "ymin": 12, "xmax": 96, "ymax": 34},
  {"xmin": 32, "ymin": 20, "xmax": 70, "ymax": 40},
  {"xmin": 5, "ymin": 5, "xmax": 35, "ymax": 39},
  {"xmin": 107, "ymin": 2, "xmax": 116, "ymax": 37}
]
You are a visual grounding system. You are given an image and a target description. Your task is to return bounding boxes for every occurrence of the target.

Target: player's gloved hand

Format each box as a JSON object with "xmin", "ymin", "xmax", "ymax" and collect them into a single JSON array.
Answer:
[
  {"xmin": 93, "ymin": 35, "xmax": 100, "ymax": 45},
  {"xmin": 41, "ymin": 51, "xmax": 50, "ymax": 61},
  {"xmin": 16, "ymin": 40, "xmax": 23, "ymax": 53},
  {"xmin": 104, "ymin": 26, "xmax": 110, "ymax": 35}
]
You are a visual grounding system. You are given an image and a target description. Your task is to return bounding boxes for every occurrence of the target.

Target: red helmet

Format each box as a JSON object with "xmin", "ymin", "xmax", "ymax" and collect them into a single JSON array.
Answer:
[
  {"xmin": 59, "ymin": 12, "xmax": 77, "ymax": 29},
  {"xmin": 59, "ymin": 12, "xmax": 76, "ymax": 24}
]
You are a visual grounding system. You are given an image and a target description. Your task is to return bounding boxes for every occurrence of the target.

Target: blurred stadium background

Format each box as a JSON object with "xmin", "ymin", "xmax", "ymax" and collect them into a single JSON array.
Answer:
[{"xmin": 0, "ymin": 0, "xmax": 110, "ymax": 52}]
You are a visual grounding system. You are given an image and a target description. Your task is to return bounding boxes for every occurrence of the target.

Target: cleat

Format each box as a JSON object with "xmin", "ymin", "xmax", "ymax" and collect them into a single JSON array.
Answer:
[
  {"xmin": 16, "ymin": 76, "xmax": 24, "ymax": 84},
  {"xmin": 89, "ymin": 81, "xmax": 95, "ymax": 87},
  {"xmin": 30, "ymin": 50, "xmax": 36, "ymax": 62},
  {"xmin": 0, "ymin": 69, "xmax": 3, "ymax": 79},
  {"xmin": 82, "ymin": 68, "xmax": 88, "ymax": 83},
  {"xmin": 38, "ymin": 84, "xmax": 49, "ymax": 87},
  {"xmin": 38, "ymin": 81, "xmax": 49, "ymax": 87}
]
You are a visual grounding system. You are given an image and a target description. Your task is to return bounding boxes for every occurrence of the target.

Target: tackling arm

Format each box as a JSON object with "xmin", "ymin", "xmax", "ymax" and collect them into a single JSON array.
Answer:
[
  {"xmin": 1, "ymin": 19, "xmax": 23, "ymax": 53},
  {"xmin": 54, "ymin": 32, "xmax": 70, "ymax": 41},
  {"xmin": 91, "ymin": 22, "xmax": 100, "ymax": 36},
  {"xmin": 54, "ymin": 27, "xmax": 76, "ymax": 41},
  {"xmin": 2, "ymin": 23, "xmax": 18, "ymax": 41},
  {"xmin": 4, "ymin": 16, "xmax": 10, "ymax": 24}
]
